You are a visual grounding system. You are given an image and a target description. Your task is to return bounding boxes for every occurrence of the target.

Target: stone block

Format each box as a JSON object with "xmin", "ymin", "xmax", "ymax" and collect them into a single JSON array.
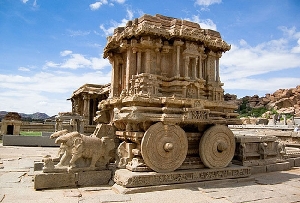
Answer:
[
  {"xmin": 294, "ymin": 157, "xmax": 300, "ymax": 167},
  {"xmin": 34, "ymin": 162, "xmax": 44, "ymax": 171},
  {"xmin": 250, "ymin": 165, "xmax": 266, "ymax": 174},
  {"xmin": 34, "ymin": 170, "xmax": 112, "ymax": 190},
  {"xmin": 34, "ymin": 172, "xmax": 76, "ymax": 190},
  {"xmin": 77, "ymin": 170, "xmax": 111, "ymax": 187},
  {"xmin": 266, "ymin": 162, "xmax": 291, "ymax": 173},
  {"xmin": 287, "ymin": 158, "xmax": 295, "ymax": 168}
]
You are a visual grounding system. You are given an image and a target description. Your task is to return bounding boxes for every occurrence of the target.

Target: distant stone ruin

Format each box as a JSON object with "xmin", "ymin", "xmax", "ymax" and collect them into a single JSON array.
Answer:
[{"xmin": 0, "ymin": 112, "xmax": 22, "ymax": 135}]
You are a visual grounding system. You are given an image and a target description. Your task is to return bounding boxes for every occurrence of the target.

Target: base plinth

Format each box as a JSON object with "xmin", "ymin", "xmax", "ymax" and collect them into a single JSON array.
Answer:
[{"xmin": 113, "ymin": 164, "xmax": 251, "ymax": 189}]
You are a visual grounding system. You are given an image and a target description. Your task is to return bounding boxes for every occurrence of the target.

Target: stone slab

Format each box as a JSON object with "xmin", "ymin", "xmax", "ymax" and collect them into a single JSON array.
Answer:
[
  {"xmin": 34, "ymin": 162, "xmax": 44, "ymax": 171},
  {"xmin": 34, "ymin": 170, "xmax": 112, "ymax": 190},
  {"xmin": 114, "ymin": 165, "xmax": 251, "ymax": 188},
  {"xmin": 294, "ymin": 157, "xmax": 300, "ymax": 167},
  {"xmin": 287, "ymin": 158, "xmax": 295, "ymax": 168},
  {"xmin": 250, "ymin": 165, "xmax": 266, "ymax": 174},
  {"xmin": 266, "ymin": 162, "xmax": 291, "ymax": 173},
  {"xmin": 285, "ymin": 157, "xmax": 300, "ymax": 167},
  {"xmin": 34, "ymin": 172, "xmax": 76, "ymax": 190}
]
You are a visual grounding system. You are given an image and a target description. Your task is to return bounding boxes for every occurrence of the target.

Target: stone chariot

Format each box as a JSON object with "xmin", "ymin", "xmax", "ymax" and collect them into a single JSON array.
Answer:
[{"xmin": 94, "ymin": 14, "xmax": 242, "ymax": 173}]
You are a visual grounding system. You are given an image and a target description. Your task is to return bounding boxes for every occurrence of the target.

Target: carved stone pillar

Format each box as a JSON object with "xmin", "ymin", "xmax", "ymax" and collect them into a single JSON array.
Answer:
[
  {"xmin": 198, "ymin": 46, "xmax": 205, "ymax": 79},
  {"xmin": 193, "ymin": 58, "xmax": 198, "ymax": 79},
  {"xmin": 83, "ymin": 94, "xmax": 90, "ymax": 124},
  {"xmin": 145, "ymin": 49, "xmax": 151, "ymax": 73},
  {"xmin": 184, "ymin": 56, "xmax": 190, "ymax": 78},
  {"xmin": 125, "ymin": 48, "xmax": 132, "ymax": 89},
  {"xmin": 155, "ymin": 48, "xmax": 161, "ymax": 75},
  {"xmin": 109, "ymin": 54, "xmax": 119, "ymax": 98},
  {"xmin": 137, "ymin": 51, "xmax": 142, "ymax": 74},
  {"xmin": 174, "ymin": 40, "xmax": 184, "ymax": 77},
  {"xmin": 206, "ymin": 51, "xmax": 216, "ymax": 82},
  {"xmin": 216, "ymin": 52, "xmax": 222, "ymax": 82}
]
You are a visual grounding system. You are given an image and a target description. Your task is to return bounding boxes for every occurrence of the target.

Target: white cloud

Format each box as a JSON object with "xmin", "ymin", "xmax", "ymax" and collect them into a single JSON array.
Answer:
[
  {"xmin": 0, "ymin": 70, "xmax": 111, "ymax": 116},
  {"xmin": 112, "ymin": 0, "xmax": 126, "ymax": 4},
  {"xmin": 44, "ymin": 61, "xmax": 59, "ymax": 68},
  {"xmin": 18, "ymin": 67, "xmax": 30, "ymax": 72},
  {"xmin": 66, "ymin": 29, "xmax": 91, "ymax": 37},
  {"xmin": 33, "ymin": 0, "xmax": 37, "ymax": 7},
  {"xmin": 199, "ymin": 19, "xmax": 217, "ymax": 30},
  {"xmin": 291, "ymin": 38, "xmax": 300, "ymax": 53},
  {"xmin": 91, "ymin": 57, "xmax": 111, "ymax": 70},
  {"xmin": 195, "ymin": 0, "xmax": 221, "ymax": 6},
  {"xmin": 45, "ymin": 51, "xmax": 110, "ymax": 70},
  {"xmin": 100, "ymin": 8, "xmax": 135, "ymax": 36},
  {"xmin": 89, "ymin": 0, "xmax": 108, "ymax": 10},
  {"xmin": 21, "ymin": 0, "xmax": 29, "ymax": 3},
  {"xmin": 126, "ymin": 8, "xmax": 134, "ymax": 20},
  {"xmin": 60, "ymin": 50, "xmax": 72, "ymax": 56},
  {"xmin": 99, "ymin": 24, "xmax": 115, "ymax": 36},
  {"xmin": 60, "ymin": 54, "xmax": 92, "ymax": 69},
  {"xmin": 185, "ymin": 15, "xmax": 217, "ymax": 30},
  {"xmin": 220, "ymin": 27, "xmax": 300, "ymax": 96}
]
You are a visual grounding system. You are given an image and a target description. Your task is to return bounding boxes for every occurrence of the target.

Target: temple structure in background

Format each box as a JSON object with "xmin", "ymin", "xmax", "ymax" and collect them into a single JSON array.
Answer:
[{"xmin": 69, "ymin": 83, "xmax": 110, "ymax": 125}]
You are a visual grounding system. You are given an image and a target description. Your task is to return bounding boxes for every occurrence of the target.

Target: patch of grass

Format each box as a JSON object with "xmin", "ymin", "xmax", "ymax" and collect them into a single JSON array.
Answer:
[{"xmin": 20, "ymin": 131, "xmax": 42, "ymax": 136}]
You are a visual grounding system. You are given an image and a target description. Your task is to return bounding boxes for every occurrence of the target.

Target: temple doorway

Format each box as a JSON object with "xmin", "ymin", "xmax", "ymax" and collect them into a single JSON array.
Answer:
[{"xmin": 7, "ymin": 125, "xmax": 14, "ymax": 135}]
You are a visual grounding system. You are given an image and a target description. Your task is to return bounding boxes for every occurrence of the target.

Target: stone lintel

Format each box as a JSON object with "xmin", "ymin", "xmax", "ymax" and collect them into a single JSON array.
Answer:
[
  {"xmin": 114, "ymin": 165, "xmax": 251, "ymax": 188},
  {"xmin": 34, "ymin": 170, "xmax": 112, "ymax": 190}
]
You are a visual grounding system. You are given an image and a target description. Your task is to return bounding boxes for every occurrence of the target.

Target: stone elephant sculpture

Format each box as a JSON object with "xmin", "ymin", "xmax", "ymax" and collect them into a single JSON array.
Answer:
[{"xmin": 54, "ymin": 131, "xmax": 115, "ymax": 170}]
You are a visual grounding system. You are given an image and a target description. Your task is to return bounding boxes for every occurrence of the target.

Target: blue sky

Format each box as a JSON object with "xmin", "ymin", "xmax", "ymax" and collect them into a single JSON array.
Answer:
[{"xmin": 1, "ymin": 0, "xmax": 300, "ymax": 116}]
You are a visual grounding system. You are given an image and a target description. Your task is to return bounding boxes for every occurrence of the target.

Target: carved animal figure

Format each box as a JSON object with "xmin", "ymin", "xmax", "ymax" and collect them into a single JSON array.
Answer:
[
  {"xmin": 55, "ymin": 131, "xmax": 115, "ymax": 169},
  {"xmin": 50, "ymin": 129, "xmax": 70, "ymax": 163}
]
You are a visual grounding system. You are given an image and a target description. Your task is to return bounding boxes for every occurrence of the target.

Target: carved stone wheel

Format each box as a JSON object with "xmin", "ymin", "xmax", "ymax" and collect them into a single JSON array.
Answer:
[
  {"xmin": 199, "ymin": 125, "xmax": 235, "ymax": 169},
  {"xmin": 141, "ymin": 122, "xmax": 188, "ymax": 173}
]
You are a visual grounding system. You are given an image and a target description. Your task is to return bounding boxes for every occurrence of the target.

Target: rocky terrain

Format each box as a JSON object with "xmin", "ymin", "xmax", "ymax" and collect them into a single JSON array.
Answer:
[{"xmin": 225, "ymin": 85, "xmax": 300, "ymax": 121}]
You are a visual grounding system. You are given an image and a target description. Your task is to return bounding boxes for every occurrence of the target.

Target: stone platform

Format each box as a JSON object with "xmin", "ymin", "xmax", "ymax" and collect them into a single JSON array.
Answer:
[{"xmin": 113, "ymin": 164, "xmax": 251, "ymax": 193}]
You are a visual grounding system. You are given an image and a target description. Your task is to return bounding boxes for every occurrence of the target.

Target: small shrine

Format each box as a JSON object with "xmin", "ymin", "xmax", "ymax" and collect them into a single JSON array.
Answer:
[{"xmin": 0, "ymin": 112, "xmax": 22, "ymax": 135}]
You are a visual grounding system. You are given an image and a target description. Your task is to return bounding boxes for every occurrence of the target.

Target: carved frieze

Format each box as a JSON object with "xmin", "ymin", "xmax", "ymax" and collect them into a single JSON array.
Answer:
[{"xmin": 114, "ymin": 166, "xmax": 251, "ymax": 187}]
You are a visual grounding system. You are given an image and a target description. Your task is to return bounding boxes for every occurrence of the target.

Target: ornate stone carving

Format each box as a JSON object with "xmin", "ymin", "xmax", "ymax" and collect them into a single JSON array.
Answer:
[
  {"xmin": 141, "ymin": 122, "xmax": 188, "ymax": 173},
  {"xmin": 74, "ymin": 14, "xmax": 241, "ymax": 174},
  {"xmin": 199, "ymin": 125, "xmax": 235, "ymax": 169},
  {"xmin": 44, "ymin": 130, "xmax": 115, "ymax": 172},
  {"xmin": 113, "ymin": 166, "xmax": 251, "ymax": 188},
  {"xmin": 234, "ymin": 135, "xmax": 287, "ymax": 167}
]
